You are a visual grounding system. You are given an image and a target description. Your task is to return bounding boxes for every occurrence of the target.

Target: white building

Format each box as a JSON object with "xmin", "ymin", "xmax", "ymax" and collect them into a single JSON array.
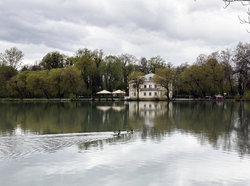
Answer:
[{"xmin": 128, "ymin": 73, "xmax": 172, "ymax": 100}]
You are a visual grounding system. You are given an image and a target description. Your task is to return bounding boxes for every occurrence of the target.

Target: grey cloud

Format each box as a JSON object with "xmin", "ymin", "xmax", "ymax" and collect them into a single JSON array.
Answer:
[
  {"xmin": 0, "ymin": 0, "xmax": 249, "ymax": 65},
  {"xmin": 0, "ymin": 2, "xmax": 90, "ymax": 50}
]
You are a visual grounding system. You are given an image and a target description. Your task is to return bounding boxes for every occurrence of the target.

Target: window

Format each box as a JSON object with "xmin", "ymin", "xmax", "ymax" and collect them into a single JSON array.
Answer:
[
  {"xmin": 144, "ymin": 85, "xmax": 147, "ymax": 88},
  {"xmin": 134, "ymin": 93, "xmax": 136, "ymax": 96},
  {"xmin": 155, "ymin": 85, "xmax": 157, "ymax": 88},
  {"xmin": 149, "ymin": 104, "xmax": 151, "ymax": 108},
  {"xmin": 149, "ymin": 85, "xmax": 152, "ymax": 88},
  {"xmin": 149, "ymin": 77, "xmax": 152, "ymax": 80},
  {"xmin": 155, "ymin": 92, "xmax": 157, "ymax": 96},
  {"xmin": 144, "ymin": 92, "xmax": 146, "ymax": 96},
  {"xmin": 149, "ymin": 92, "xmax": 152, "ymax": 96},
  {"xmin": 144, "ymin": 104, "xmax": 146, "ymax": 108}
]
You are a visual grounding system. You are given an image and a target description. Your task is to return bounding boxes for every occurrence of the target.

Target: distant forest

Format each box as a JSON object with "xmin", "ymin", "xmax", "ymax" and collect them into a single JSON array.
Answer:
[{"xmin": 0, "ymin": 42, "xmax": 249, "ymax": 99}]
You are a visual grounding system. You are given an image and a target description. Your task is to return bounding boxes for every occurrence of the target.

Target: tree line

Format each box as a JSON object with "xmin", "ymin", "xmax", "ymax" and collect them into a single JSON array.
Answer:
[{"xmin": 0, "ymin": 42, "xmax": 249, "ymax": 99}]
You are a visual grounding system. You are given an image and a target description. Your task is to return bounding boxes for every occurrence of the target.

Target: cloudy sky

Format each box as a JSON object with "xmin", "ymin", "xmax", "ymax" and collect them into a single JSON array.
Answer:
[{"xmin": 0, "ymin": 0, "xmax": 249, "ymax": 66}]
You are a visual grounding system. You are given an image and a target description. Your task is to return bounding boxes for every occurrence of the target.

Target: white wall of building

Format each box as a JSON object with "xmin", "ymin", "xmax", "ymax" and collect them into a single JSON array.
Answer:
[{"xmin": 129, "ymin": 73, "xmax": 172, "ymax": 100}]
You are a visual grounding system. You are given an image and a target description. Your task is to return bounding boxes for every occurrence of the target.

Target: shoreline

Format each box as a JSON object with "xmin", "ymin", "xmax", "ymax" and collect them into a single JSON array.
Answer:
[
  {"xmin": 0, "ymin": 98, "xmax": 124, "ymax": 102},
  {"xmin": 0, "ymin": 98, "xmax": 247, "ymax": 102}
]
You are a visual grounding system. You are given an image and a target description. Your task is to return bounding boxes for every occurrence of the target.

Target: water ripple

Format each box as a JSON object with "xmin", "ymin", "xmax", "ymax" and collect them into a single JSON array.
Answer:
[{"xmin": 0, "ymin": 132, "xmax": 115, "ymax": 160}]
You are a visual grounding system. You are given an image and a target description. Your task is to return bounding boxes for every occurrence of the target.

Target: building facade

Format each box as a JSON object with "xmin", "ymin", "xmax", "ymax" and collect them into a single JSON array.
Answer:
[{"xmin": 128, "ymin": 73, "xmax": 172, "ymax": 100}]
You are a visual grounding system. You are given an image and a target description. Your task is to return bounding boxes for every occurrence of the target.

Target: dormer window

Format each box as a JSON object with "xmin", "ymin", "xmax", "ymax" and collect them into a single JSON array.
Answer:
[{"xmin": 149, "ymin": 77, "xmax": 152, "ymax": 81}]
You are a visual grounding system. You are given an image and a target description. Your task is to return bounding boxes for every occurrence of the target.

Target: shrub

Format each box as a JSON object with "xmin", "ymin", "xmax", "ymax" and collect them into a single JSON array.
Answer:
[{"xmin": 243, "ymin": 91, "xmax": 250, "ymax": 101}]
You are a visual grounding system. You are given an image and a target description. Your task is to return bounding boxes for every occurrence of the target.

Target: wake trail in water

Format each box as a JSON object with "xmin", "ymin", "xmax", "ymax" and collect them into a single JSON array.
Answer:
[{"xmin": 0, "ymin": 132, "xmax": 115, "ymax": 160}]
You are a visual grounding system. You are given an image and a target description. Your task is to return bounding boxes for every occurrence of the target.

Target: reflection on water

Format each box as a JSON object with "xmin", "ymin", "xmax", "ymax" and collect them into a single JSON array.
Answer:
[
  {"xmin": 0, "ymin": 101, "xmax": 250, "ymax": 185},
  {"xmin": 0, "ymin": 101, "xmax": 249, "ymax": 158},
  {"xmin": 0, "ymin": 132, "xmax": 116, "ymax": 160}
]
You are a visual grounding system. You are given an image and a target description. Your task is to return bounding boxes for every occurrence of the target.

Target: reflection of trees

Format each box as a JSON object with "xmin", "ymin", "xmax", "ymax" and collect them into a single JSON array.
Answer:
[
  {"xmin": 127, "ymin": 101, "xmax": 249, "ymax": 156},
  {"xmin": 235, "ymin": 103, "xmax": 250, "ymax": 155},
  {"xmin": 152, "ymin": 102, "xmax": 249, "ymax": 156},
  {"xmin": 0, "ymin": 101, "xmax": 249, "ymax": 156},
  {"xmin": 0, "ymin": 102, "xmax": 129, "ymax": 135},
  {"xmin": 78, "ymin": 133, "xmax": 136, "ymax": 151},
  {"xmin": 0, "ymin": 102, "xmax": 85, "ymax": 134},
  {"xmin": 0, "ymin": 103, "xmax": 20, "ymax": 134},
  {"xmin": 78, "ymin": 139, "xmax": 104, "ymax": 151}
]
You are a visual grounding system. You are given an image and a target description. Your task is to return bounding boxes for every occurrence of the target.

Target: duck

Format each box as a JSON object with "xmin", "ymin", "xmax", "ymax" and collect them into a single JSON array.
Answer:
[
  {"xmin": 127, "ymin": 129, "xmax": 134, "ymax": 134},
  {"xmin": 113, "ymin": 130, "xmax": 121, "ymax": 136}
]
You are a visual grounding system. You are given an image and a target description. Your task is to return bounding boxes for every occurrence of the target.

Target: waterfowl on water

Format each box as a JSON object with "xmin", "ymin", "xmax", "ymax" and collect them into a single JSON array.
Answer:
[
  {"xmin": 113, "ymin": 130, "xmax": 121, "ymax": 136},
  {"xmin": 127, "ymin": 129, "xmax": 134, "ymax": 134}
]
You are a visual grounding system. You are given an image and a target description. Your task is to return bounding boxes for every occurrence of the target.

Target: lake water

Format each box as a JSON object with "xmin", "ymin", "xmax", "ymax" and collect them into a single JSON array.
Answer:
[{"xmin": 0, "ymin": 101, "xmax": 249, "ymax": 186}]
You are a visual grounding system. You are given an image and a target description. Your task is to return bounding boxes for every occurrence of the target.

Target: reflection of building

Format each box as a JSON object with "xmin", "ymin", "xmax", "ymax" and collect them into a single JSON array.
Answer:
[
  {"xmin": 215, "ymin": 95, "xmax": 223, "ymax": 99},
  {"xmin": 128, "ymin": 73, "xmax": 172, "ymax": 100},
  {"xmin": 128, "ymin": 101, "xmax": 172, "ymax": 119}
]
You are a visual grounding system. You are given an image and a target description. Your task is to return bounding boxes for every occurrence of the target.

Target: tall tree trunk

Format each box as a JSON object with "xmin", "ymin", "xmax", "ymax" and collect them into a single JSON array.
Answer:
[
  {"xmin": 166, "ymin": 87, "xmax": 170, "ymax": 101},
  {"xmin": 137, "ymin": 85, "xmax": 139, "ymax": 101}
]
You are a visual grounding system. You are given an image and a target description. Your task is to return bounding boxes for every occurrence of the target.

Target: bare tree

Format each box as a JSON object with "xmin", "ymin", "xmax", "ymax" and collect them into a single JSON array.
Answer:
[
  {"xmin": 233, "ymin": 42, "xmax": 250, "ymax": 96},
  {"xmin": 195, "ymin": 1, "xmax": 250, "ymax": 25},
  {"xmin": 0, "ymin": 47, "xmax": 24, "ymax": 69},
  {"xmin": 223, "ymin": 0, "xmax": 250, "ymax": 25}
]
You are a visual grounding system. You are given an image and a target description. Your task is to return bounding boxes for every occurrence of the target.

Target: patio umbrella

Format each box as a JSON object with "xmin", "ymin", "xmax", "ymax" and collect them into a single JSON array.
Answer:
[
  {"xmin": 96, "ymin": 90, "xmax": 112, "ymax": 94},
  {"xmin": 112, "ymin": 90, "xmax": 126, "ymax": 94}
]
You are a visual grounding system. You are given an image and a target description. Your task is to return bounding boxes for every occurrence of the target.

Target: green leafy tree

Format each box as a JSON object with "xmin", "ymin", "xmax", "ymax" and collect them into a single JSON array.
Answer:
[
  {"xmin": 173, "ymin": 63, "xmax": 189, "ymax": 97},
  {"xmin": 74, "ymin": 52, "xmax": 96, "ymax": 95},
  {"xmin": 0, "ymin": 66, "xmax": 17, "ymax": 97},
  {"xmin": 48, "ymin": 68, "xmax": 64, "ymax": 98},
  {"xmin": 74, "ymin": 48, "xmax": 105, "ymax": 95},
  {"xmin": 21, "ymin": 64, "xmax": 42, "ymax": 72},
  {"xmin": 40, "ymin": 52, "xmax": 67, "ymax": 70},
  {"xmin": 7, "ymin": 71, "xmax": 30, "ymax": 98},
  {"xmin": 26, "ymin": 70, "xmax": 50, "ymax": 98},
  {"xmin": 180, "ymin": 65, "xmax": 206, "ymax": 97},
  {"xmin": 103, "ymin": 55, "xmax": 123, "ymax": 91},
  {"xmin": 92, "ymin": 49, "xmax": 104, "ymax": 93},
  {"xmin": 61, "ymin": 67, "xmax": 85, "ymax": 98},
  {"xmin": 153, "ymin": 68, "xmax": 175, "ymax": 101},
  {"xmin": 202, "ymin": 58, "xmax": 225, "ymax": 95},
  {"xmin": 119, "ymin": 54, "xmax": 137, "ymax": 93}
]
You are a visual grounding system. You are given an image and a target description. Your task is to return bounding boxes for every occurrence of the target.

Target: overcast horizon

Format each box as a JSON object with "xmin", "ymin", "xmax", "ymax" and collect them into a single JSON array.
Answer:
[{"xmin": 0, "ymin": 0, "xmax": 249, "ymax": 66}]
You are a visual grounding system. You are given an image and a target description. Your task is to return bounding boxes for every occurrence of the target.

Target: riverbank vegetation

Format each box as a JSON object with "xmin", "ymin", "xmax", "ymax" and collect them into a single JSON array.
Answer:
[{"xmin": 0, "ymin": 42, "xmax": 249, "ymax": 100}]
